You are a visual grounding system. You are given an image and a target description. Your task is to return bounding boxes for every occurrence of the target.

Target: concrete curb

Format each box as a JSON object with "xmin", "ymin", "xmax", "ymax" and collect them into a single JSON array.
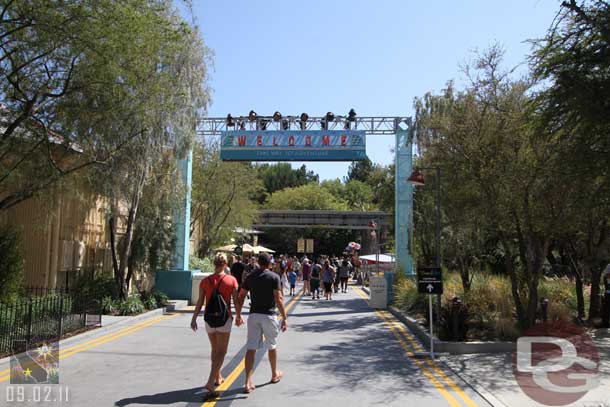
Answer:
[
  {"xmin": 0, "ymin": 300, "xmax": 188, "ymax": 365},
  {"xmin": 436, "ymin": 359, "xmax": 511, "ymax": 407},
  {"xmin": 360, "ymin": 286, "xmax": 515, "ymax": 354},
  {"xmin": 388, "ymin": 306, "xmax": 516, "ymax": 354}
]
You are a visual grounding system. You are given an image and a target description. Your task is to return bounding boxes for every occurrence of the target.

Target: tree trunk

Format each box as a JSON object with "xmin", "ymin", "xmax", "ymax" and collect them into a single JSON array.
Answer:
[
  {"xmin": 109, "ymin": 204, "xmax": 122, "ymax": 294},
  {"xmin": 589, "ymin": 264, "xmax": 602, "ymax": 320},
  {"xmin": 117, "ymin": 165, "xmax": 148, "ymax": 300},
  {"xmin": 524, "ymin": 237, "xmax": 547, "ymax": 329},
  {"xmin": 501, "ymin": 238, "xmax": 527, "ymax": 328},
  {"xmin": 563, "ymin": 244, "xmax": 585, "ymax": 320},
  {"xmin": 458, "ymin": 257, "xmax": 471, "ymax": 292}
]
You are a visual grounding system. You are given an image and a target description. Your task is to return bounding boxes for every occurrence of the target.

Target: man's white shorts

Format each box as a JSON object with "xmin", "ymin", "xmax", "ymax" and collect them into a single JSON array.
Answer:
[
  {"xmin": 205, "ymin": 317, "xmax": 233, "ymax": 334},
  {"xmin": 246, "ymin": 313, "xmax": 280, "ymax": 350}
]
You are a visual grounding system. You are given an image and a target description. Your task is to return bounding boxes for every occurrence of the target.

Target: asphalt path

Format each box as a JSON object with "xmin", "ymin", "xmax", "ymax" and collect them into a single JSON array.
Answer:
[{"xmin": 0, "ymin": 284, "xmax": 493, "ymax": 407}]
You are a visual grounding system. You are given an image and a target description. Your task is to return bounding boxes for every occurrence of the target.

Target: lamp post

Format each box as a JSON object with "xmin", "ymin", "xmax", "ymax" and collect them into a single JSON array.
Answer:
[
  {"xmin": 407, "ymin": 167, "xmax": 442, "ymax": 270},
  {"xmin": 408, "ymin": 166, "xmax": 442, "ymax": 348}
]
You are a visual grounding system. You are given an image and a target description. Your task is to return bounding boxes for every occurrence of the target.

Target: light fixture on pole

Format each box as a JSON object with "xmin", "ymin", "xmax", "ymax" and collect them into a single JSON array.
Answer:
[
  {"xmin": 409, "ymin": 165, "xmax": 443, "ymax": 343},
  {"xmin": 299, "ymin": 113, "xmax": 308, "ymax": 130},
  {"xmin": 321, "ymin": 111, "xmax": 334, "ymax": 131},
  {"xmin": 407, "ymin": 168, "xmax": 425, "ymax": 186},
  {"xmin": 347, "ymin": 108, "xmax": 357, "ymax": 121},
  {"xmin": 226, "ymin": 114, "xmax": 235, "ymax": 127}
]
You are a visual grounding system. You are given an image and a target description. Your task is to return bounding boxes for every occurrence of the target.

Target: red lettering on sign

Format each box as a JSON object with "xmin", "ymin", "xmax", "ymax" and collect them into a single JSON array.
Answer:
[
  {"xmin": 273, "ymin": 136, "xmax": 278, "ymax": 146},
  {"xmin": 289, "ymin": 135, "xmax": 295, "ymax": 146},
  {"xmin": 305, "ymin": 136, "xmax": 311, "ymax": 146},
  {"xmin": 237, "ymin": 136, "xmax": 246, "ymax": 146},
  {"xmin": 322, "ymin": 135, "xmax": 330, "ymax": 146},
  {"xmin": 341, "ymin": 135, "xmax": 347, "ymax": 146},
  {"xmin": 257, "ymin": 136, "xmax": 262, "ymax": 146}
]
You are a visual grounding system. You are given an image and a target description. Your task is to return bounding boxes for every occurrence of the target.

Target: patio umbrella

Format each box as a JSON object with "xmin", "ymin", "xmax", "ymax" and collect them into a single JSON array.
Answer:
[
  {"xmin": 213, "ymin": 244, "xmax": 236, "ymax": 252},
  {"xmin": 242, "ymin": 243, "xmax": 255, "ymax": 253},
  {"xmin": 252, "ymin": 245, "xmax": 275, "ymax": 253}
]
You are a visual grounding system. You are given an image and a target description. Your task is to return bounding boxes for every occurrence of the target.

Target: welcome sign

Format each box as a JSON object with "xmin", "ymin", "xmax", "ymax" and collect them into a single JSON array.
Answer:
[{"xmin": 220, "ymin": 130, "xmax": 366, "ymax": 161}]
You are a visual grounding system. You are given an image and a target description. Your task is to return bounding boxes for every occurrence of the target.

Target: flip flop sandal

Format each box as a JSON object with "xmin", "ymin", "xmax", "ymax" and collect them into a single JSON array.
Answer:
[{"xmin": 203, "ymin": 387, "xmax": 219, "ymax": 400}]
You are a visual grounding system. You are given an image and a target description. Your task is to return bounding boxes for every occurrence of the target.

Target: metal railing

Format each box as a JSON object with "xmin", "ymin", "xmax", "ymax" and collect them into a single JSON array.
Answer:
[
  {"xmin": 0, "ymin": 294, "xmax": 102, "ymax": 356},
  {"xmin": 24, "ymin": 287, "xmax": 72, "ymax": 297}
]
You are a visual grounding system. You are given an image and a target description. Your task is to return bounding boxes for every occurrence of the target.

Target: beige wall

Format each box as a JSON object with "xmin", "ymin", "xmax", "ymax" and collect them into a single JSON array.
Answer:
[
  {"xmin": 2, "ymin": 184, "xmax": 206, "ymax": 291},
  {"xmin": 1, "ymin": 186, "xmax": 122, "ymax": 289}
]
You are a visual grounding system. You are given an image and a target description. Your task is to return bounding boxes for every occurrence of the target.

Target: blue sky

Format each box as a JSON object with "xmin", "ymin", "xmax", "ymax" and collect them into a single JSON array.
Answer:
[{"xmin": 194, "ymin": 0, "xmax": 559, "ymax": 180}]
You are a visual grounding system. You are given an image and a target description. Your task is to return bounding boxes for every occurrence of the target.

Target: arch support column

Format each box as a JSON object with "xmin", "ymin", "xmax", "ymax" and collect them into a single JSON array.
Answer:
[{"xmin": 395, "ymin": 128, "xmax": 414, "ymax": 276}]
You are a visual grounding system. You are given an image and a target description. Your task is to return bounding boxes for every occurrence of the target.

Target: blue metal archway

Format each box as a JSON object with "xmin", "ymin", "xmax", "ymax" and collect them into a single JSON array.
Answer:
[{"xmin": 157, "ymin": 115, "xmax": 415, "ymax": 300}]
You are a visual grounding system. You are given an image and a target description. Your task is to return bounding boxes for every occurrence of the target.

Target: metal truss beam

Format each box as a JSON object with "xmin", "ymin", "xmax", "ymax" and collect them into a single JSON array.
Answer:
[
  {"xmin": 253, "ymin": 210, "xmax": 392, "ymax": 230},
  {"xmin": 197, "ymin": 116, "xmax": 411, "ymax": 136}
]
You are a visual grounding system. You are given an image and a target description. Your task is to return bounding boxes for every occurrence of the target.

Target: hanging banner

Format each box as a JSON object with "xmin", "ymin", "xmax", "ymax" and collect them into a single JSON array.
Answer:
[
  {"xmin": 297, "ymin": 239, "xmax": 305, "ymax": 253},
  {"xmin": 220, "ymin": 130, "xmax": 366, "ymax": 161},
  {"xmin": 306, "ymin": 239, "xmax": 314, "ymax": 253}
]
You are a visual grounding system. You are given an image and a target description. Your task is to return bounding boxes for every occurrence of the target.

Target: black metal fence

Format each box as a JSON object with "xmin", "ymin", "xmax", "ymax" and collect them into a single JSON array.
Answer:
[
  {"xmin": 0, "ymin": 293, "xmax": 102, "ymax": 356},
  {"xmin": 24, "ymin": 287, "xmax": 73, "ymax": 297}
]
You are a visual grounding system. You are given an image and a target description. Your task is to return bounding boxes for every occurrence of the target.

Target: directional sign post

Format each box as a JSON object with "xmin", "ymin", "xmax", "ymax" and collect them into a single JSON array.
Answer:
[{"xmin": 417, "ymin": 267, "xmax": 443, "ymax": 359}]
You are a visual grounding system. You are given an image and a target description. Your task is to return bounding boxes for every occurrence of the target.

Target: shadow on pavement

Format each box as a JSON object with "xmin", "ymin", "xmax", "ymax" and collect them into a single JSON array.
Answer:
[
  {"xmin": 114, "ymin": 387, "xmax": 204, "ymax": 406},
  {"xmin": 288, "ymin": 293, "xmax": 446, "ymax": 403}
]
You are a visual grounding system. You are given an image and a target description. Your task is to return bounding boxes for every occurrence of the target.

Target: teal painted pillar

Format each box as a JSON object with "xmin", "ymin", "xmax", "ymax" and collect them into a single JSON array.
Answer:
[
  {"xmin": 173, "ymin": 149, "xmax": 192, "ymax": 270},
  {"xmin": 395, "ymin": 128, "xmax": 414, "ymax": 275}
]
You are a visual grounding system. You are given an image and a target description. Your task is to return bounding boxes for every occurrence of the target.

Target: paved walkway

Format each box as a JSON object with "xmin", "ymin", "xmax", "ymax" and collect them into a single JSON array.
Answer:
[
  {"xmin": 443, "ymin": 328, "xmax": 610, "ymax": 407},
  {"xmin": 0, "ymin": 285, "xmax": 492, "ymax": 407}
]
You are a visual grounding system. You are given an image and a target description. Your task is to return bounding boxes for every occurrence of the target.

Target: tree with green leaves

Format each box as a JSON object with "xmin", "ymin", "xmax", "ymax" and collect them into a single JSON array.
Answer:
[
  {"xmin": 531, "ymin": 0, "xmax": 610, "ymax": 320},
  {"xmin": 265, "ymin": 183, "xmax": 348, "ymax": 211},
  {"xmin": 413, "ymin": 46, "xmax": 577, "ymax": 329},
  {"xmin": 191, "ymin": 142, "xmax": 262, "ymax": 257},
  {"xmin": 74, "ymin": 1, "xmax": 210, "ymax": 299},
  {"xmin": 0, "ymin": 0, "xmax": 207, "ymax": 213},
  {"xmin": 345, "ymin": 157, "xmax": 374, "ymax": 183},
  {"xmin": 254, "ymin": 163, "xmax": 318, "ymax": 202}
]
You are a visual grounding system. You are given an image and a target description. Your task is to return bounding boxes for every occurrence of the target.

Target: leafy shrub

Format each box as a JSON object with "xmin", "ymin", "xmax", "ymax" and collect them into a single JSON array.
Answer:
[
  {"xmin": 189, "ymin": 256, "xmax": 214, "ymax": 273},
  {"xmin": 393, "ymin": 274, "xmax": 426, "ymax": 312},
  {"xmin": 494, "ymin": 317, "xmax": 520, "ymax": 340},
  {"xmin": 539, "ymin": 276, "xmax": 577, "ymax": 313},
  {"xmin": 152, "ymin": 290, "xmax": 170, "ymax": 306},
  {"xmin": 0, "ymin": 224, "xmax": 24, "ymax": 302},
  {"xmin": 72, "ymin": 275, "xmax": 117, "ymax": 300},
  {"xmin": 463, "ymin": 273, "xmax": 513, "ymax": 328},
  {"xmin": 139, "ymin": 292, "xmax": 158, "ymax": 310},
  {"xmin": 117, "ymin": 295, "xmax": 145, "ymax": 316},
  {"xmin": 547, "ymin": 301, "xmax": 572, "ymax": 322},
  {"xmin": 101, "ymin": 296, "xmax": 118, "ymax": 315}
]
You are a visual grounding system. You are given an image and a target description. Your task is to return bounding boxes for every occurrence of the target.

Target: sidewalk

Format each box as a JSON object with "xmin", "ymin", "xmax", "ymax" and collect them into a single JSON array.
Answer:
[{"xmin": 441, "ymin": 328, "xmax": 610, "ymax": 407}]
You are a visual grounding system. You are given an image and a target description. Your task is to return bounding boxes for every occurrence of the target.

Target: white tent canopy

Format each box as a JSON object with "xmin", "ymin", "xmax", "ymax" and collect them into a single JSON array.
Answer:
[
  {"xmin": 359, "ymin": 254, "xmax": 395, "ymax": 264},
  {"xmin": 213, "ymin": 243, "xmax": 255, "ymax": 253}
]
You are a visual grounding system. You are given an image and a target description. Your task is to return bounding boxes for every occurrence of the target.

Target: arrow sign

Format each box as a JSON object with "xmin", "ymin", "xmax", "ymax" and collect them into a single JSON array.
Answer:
[{"xmin": 417, "ymin": 267, "xmax": 443, "ymax": 295}]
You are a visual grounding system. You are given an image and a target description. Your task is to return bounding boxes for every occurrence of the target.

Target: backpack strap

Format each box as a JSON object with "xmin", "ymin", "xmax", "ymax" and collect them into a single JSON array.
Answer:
[{"xmin": 207, "ymin": 274, "xmax": 226, "ymax": 295}]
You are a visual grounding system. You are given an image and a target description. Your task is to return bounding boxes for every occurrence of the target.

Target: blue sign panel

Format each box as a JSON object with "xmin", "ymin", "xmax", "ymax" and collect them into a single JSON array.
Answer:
[{"xmin": 220, "ymin": 130, "xmax": 366, "ymax": 161}]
